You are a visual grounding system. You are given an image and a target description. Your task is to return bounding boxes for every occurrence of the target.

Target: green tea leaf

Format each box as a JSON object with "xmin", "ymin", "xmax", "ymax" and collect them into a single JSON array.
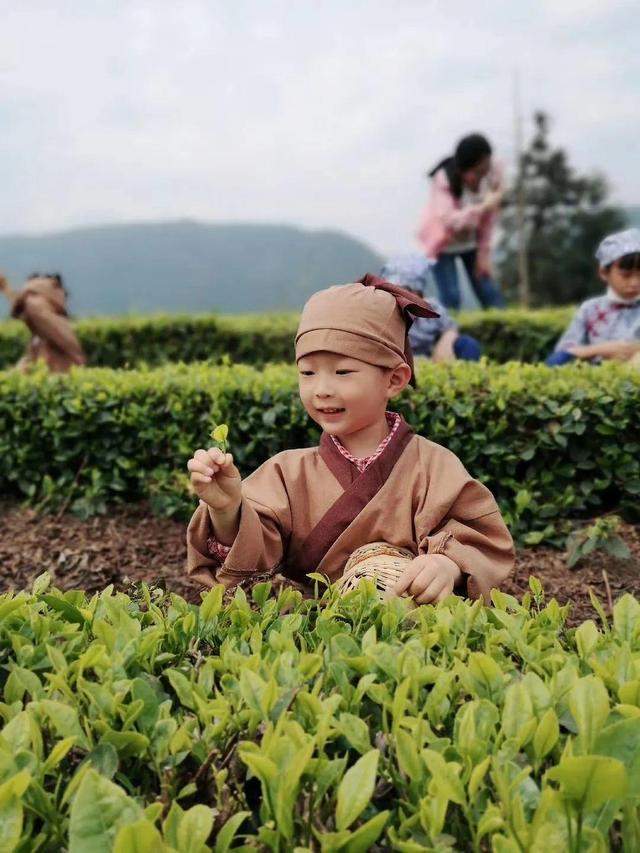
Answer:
[
  {"xmin": 0, "ymin": 772, "xmax": 29, "ymax": 853},
  {"xmin": 112, "ymin": 819, "xmax": 164, "ymax": 853},
  {"xmin": 569, "ymin": 676, "xmax": 610, "ymax": 753},
  {"xmin": 68, "ymin": 769, "xmax": 143, "ymax": 853},
  {"xmin": 533, "ymin": 709, "xmax": 559, "ymax": 760},
  {"xmin": 337, "ymin": 713, "xmax": 371, "ymax": 755},
  {"xmin": 343, "ymin": 810, "xmax": 389, "ymax": 852},
  {"xmin": 547, "ymin": 755, "xmax": 627, "ymax": 812},
  {"xmin": 335, "ymin": 749, "xmax": 379, "ymax": 831},
  {"xmin": 613, "ymin": 594, "xmax": 640, "ymax": 642},
  {"xmin": 176, "ymin": 804, "xmax": 214, "ymax": 853},
  {"xmin": 395, "ymin": 729, "xmax": 424, "ymax": 783},
  {"xmin": 200, "ymin": 585, "xmax": 224, "ymax": 623},
  {"xmin": 214, "ymin": 811, "xmax": 251, "ymax": 853}
]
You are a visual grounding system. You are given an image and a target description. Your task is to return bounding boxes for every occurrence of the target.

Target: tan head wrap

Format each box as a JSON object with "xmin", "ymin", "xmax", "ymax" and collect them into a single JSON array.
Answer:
[{"xmin": 295, "ymin": 274, "xmax": 439, "ymax": 384}]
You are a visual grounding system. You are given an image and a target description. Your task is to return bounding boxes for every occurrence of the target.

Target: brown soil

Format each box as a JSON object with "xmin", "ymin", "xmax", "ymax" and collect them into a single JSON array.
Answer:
[{"xmin": 2, "ymin": 502, "xmax": 639, "ymax": 626}]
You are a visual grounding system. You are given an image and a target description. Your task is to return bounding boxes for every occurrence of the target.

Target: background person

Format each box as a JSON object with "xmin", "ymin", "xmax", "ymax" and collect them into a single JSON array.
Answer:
[
  {"xmin": 545, "ymin": 229, "xmax": 640, "ymax": 367},
  {"xmin": 0, "ymin": 272, "xmax": 85, "ymax": 373},
  {"xmin": 381, "ymin": 255, "xmax": 483, "ymax": 361},
  {"xmin": 418, "ymin": 133, "xmax": 506, "ymax": 310}
]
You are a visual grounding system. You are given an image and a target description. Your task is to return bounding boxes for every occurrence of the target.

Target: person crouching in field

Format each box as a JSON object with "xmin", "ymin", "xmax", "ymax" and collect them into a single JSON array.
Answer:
[
  {"xmin": 186, "ymin": 275, "xmax": 514, "ymax": 603},
  {"xmin": 0, "ymin": 272, "xmax": 85, "ymax": 373},
  {"xmin": 381, "ymin": 255, "xmax": 483, "ymax": 362},
  {"xmin": 546, "ymin": 229, "xmax": 640, "ymax": 367}
]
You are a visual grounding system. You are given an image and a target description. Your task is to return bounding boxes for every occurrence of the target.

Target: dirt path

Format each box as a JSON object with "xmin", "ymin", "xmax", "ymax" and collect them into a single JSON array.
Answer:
[{"xmin": 2, "ymin": 502, "xmax": 639, "ymax": 625}]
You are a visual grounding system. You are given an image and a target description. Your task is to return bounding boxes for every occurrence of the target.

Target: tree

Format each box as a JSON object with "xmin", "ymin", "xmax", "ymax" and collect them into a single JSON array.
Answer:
[{"xmin": 499, "ymin": 111, "xmax": 626, "ymax": 306}]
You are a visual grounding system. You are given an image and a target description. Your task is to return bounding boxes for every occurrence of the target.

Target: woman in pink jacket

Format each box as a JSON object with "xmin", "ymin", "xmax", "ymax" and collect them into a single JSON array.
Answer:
[{"xmin": 418, "ymin": 133, "xmax": 505, "ymax": 310}]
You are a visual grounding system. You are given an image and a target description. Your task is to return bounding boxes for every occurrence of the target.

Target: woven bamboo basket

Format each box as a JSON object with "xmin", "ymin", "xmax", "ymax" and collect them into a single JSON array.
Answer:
[{"xmin": 336, "ymin": 541, "xmax": 413, "ymax": 598}]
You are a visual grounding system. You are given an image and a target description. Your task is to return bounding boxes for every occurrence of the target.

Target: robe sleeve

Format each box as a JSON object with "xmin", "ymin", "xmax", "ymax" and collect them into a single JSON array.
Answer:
[
  {"xmin": 186, "ymin": 454, "xmax": 293, "ymax": 589},
  {"xmin": 414, "ymin": 447, "xmax": 515, "ymax": 602}
]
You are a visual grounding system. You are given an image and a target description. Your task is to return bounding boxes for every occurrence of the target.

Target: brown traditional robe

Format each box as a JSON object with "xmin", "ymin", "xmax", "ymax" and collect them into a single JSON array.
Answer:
[
  {"xmin": 186, "ymin": 419, "xmax": 514, "ymax": 601},
  {"xmin": 6, "ymin": 277, "xmax": 85, "ymax": 373}
]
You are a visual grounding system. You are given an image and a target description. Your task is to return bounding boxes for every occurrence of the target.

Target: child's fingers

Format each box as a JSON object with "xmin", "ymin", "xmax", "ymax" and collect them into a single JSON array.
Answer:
[
  {"xmin": 207, "ymin": 446, "xmax": 227, "ymax": 465},
  {"xmin": 393, "ymin": 562, "xmax": 423, "ymax": 596},
  {"xmin": 414, "ymin": 575, "xmax": 445, "ymax": 605},
  {"xmin": 190, "ymin": 471, "xmax": 212, "ymax": 484},
  {"xmin": 193, "ymin": 448, "xmax": 215, "ymax": 466},
  {"xmin": 187, "ymin": 458, "xmax": 214, "ymax": 477},
  {"xmin": 217, "ymin": 453, "xmax": 239, "ymax": 477}
]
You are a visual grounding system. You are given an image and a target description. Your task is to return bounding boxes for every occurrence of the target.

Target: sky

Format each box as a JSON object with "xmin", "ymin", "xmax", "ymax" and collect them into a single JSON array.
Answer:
[{"xmin": 1, "ymin": 0, "xmax": 638, "ymax": 256}]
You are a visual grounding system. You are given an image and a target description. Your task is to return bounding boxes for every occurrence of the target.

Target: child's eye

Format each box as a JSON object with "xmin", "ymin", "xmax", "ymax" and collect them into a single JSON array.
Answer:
[
  {"xmin": 299, "ymin": 370, "xmax": 314, "ymax": 376},
  {"xmin": 336, "ymin": 369, "xmax": 355, "ymax": 375}
]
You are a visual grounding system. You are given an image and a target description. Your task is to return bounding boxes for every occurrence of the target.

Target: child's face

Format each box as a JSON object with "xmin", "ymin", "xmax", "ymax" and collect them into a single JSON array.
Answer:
[
  {"xmin": 297, "ymin": 351, "xmax": 410, "ymax": 436},
  {"xmin": 600, "ymin": 262, "xmax": 640, "ymax": 301}
]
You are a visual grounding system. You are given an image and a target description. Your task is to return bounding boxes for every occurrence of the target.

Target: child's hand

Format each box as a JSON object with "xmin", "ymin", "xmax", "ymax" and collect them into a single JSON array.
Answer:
[
  {"xmin": 604, "ymin": 341, "xmax": 640, "ymax": 361},
  {"xmin": 568, "ymin": 341, "xmax": 640, "ymax": 361},
  {"xmin": 187, "ymin": 447, "xmax": 242, "ymax": 513},
  {"xmin": 392, "ymin": 554, "xmax": 462, "ymax": 604}
]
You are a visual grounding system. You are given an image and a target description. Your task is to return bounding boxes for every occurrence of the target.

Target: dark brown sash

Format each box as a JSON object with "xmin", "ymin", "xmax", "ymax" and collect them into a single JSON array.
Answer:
[{"xmin": 299, "ymin": 416, "xmax": 414, "ymax": 571}]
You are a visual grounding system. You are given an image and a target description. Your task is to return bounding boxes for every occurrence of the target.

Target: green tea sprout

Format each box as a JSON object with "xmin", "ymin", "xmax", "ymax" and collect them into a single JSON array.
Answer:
[{"xmin": 209, "ymin": 423, "xmax": 229, "ymax": 454}]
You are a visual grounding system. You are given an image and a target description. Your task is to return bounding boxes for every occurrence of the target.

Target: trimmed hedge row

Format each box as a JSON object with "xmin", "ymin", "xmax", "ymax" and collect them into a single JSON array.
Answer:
[
  {"xmin": 1, "ymin": 576, "xmax": 638, "ymax": 850},
  {"xmin": 460, "ymin": 307, "xmax": 573, "ymax": 364},
  {"xmin": 1, "ymin": 359, "xmax": 638, "ymax": 542},
  {"xmin": 0, "ymin": 307, "xmax": 573, "ymax": 369},
  {"xmin": 0, "ymin": 313, "xmax": 298, "ymax": 370}
]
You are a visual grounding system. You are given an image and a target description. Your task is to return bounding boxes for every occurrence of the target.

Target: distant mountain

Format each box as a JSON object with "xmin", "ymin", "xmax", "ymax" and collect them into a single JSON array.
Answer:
[
  {"xmin": 0, "ymin": 221, "xmax": 383, "ymax": 317},
  {"xmin": 627, "ymin": 206, "xmax": 640, "ymax": 229}
]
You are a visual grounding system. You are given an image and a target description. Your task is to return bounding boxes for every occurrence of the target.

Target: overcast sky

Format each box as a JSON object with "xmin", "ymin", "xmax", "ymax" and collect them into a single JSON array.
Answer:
[{"xmin": 1, "ymin": 0, "xmax": 637, "ymax": 255}]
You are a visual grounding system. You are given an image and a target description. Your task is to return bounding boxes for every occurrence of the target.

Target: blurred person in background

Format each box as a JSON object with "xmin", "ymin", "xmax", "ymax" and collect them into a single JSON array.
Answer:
[
  {"xmin": 0, "ymin": 272, "xmax": 85, "ymax": 373},
  {"xmin": 546, "ymin": 229, "xmax": 640, "ymax": 367},
  {"xmin": 381, "ymin": 255, "xmax": 482, "ymax": 362},
  {"xmin": 418, "ymin": 133, "xmax": 506, "ymax": 310}
]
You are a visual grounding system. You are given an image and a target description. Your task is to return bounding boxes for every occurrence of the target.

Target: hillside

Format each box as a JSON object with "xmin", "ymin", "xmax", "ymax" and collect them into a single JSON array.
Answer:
[
  {"xmin": 627, "ymin": 206, "xmax": 640, "ymax": 229},
  {"xmin": 0, "ymin": 221, "xmax": 383, "ymax": 316}
]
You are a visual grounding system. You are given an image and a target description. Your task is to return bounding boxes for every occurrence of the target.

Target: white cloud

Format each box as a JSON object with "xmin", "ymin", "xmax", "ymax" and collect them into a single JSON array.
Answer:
[{"xmin": 0, "ymin": 0, "xmax": 637, "ymax": 255}]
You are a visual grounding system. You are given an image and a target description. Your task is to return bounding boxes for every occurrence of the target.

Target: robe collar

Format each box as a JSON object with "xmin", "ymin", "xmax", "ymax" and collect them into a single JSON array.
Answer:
[{"xmin": 300, "ymin": 414, "xmax": 414, "ymax": 571}]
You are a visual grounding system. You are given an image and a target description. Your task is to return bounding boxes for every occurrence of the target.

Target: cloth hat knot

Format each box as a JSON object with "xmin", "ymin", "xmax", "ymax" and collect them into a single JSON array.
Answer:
[{"xmin": 295, "ymin": 274, "xmax": 439, "ymax": 386}]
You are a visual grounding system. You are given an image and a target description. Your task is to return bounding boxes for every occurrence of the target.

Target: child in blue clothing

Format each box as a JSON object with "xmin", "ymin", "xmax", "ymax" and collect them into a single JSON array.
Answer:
[
  {"xmin": 380, "ymin": 255, "xmax": 483, "ymax": 362},
  {"xmin": 546, "ymin": 229, "xmax": 640, "ymax": 366}
]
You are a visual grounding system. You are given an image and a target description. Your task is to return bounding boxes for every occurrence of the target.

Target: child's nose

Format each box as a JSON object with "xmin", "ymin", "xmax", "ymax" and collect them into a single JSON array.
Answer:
[{"xmin": 314, "ymin": 377, "xmax": 334, "ymax": 397}]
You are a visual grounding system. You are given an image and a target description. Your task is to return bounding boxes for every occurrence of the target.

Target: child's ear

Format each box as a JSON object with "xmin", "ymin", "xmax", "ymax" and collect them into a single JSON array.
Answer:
[
  {"xmin": 598, "ymin": 265, "xmax": 609, "ymax": 285},
  {"xmin": 387, "ymin": 363, "xmax": 412, "ymax": 398}
]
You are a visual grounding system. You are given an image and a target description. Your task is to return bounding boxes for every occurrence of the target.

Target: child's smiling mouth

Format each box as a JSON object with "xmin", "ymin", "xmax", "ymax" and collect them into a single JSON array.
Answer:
[{"xmin": 316, "ymin": 406, "xmax": 346, "ymax": 416}]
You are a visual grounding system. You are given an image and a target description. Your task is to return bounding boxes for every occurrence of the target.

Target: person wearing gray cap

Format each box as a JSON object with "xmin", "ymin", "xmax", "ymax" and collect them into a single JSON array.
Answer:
[
  {"xmin": 545, "ymin": 228, "xmax": 640, "ymax": 366},
  {"xmin": 380, "ymin": 255, "xmax": 483, "ymax": 362}
]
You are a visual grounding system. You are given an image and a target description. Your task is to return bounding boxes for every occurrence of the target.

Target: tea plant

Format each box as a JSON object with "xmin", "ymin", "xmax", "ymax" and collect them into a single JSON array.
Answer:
[
  {"xmin": 209, "ymin": 424, "xmax": 230, "ymax": 454},
  {"xmin": 2, "ymin": 359, "xmax": 640, "ymax": 543},
  {"xmin": 565, "ymin": 515, "xmax": 632, "ymax": 569},
  {"xmin": 0, "ymin": 307, "xmax": 573, "ymax": 370},
  {"xmin": 1, "ymin": 573, "xmax": 639, "ymax": 850}
]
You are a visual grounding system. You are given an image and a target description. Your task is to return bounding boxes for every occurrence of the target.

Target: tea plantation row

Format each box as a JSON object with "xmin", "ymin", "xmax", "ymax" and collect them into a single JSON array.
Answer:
[
  {"xmin": 0, "ymin": 575, "xmax": 638, "ymax": 851},
  {"xmin": 0, "ymin": 308, "xmax": 572, "ymax": 369},
  {"xmin": 1, "ymin": 359, "xmax": 638, "ymax": 542}
]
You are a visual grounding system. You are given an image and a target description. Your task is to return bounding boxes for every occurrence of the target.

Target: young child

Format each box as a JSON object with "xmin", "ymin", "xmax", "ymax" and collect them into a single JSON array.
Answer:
[
  {"xmin": 546, "ymin": 229, "xmax": 640, "ymax": 366},
  {"xmin": 0, "ymin": 272, "xmax": 85, "ymax": 373},
  {"xmin": 186, "ymin": 275, "xmax": 514, "ymax": 603},
  {"xmin": 381, "ymin": 255, "xmax": 483, "ymax": 362}
]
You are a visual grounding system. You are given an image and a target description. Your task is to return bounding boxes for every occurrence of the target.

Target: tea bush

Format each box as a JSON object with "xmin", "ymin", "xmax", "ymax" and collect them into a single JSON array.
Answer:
[
  {"xmin": 0, "ymin": 575, "xmax": 639, "ymax": 851},
  {"xmin": 0, "ymin": 308, "xmax": 572, "ymax": 369},
  {"xmin": 1, "ymin": 360, "xmax": 639, "ymax": 541},
  {"xmin": 0, "ymin": 313, "xmax": 298, "ymax": 370}
]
